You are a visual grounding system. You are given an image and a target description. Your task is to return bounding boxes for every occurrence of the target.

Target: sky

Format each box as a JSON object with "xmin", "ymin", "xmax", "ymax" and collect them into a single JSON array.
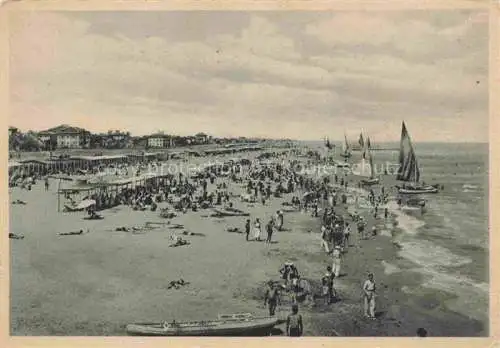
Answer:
[{"xmin": 9, "ymin": 10, "xmax": 488, "ymax": 142}]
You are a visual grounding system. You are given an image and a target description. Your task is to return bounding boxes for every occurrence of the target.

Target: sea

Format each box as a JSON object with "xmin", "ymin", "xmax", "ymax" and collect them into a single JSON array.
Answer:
[{"xmin": 306, "ymin": 141, "xmax": 489, "ymax": 326}]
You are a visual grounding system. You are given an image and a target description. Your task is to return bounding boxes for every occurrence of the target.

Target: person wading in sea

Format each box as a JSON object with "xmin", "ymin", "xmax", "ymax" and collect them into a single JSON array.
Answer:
[{"xmin": 286, "ymin": 304, "xmax": 303, "ymax": 337}]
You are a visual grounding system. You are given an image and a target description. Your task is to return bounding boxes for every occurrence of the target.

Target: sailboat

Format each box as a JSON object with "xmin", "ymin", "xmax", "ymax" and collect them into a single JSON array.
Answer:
[
  {"xmin": 396, "ymin": 122, "xmax": 438, "ymax": 194},
  {"xmin": 359, "ymin": 137, "xmax": 379, "ymax": 185},
  {"xmin": 340, "ymin": 133, "xmax": 352, "ymax": 159},
  {"xmin": 324, "ymin": 136, "xmax": 333, "ymax": 150}
]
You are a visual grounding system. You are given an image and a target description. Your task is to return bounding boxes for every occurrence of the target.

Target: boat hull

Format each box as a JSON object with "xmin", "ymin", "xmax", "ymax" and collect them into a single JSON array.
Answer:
[
  {"xmin": 398, "ymin": 186, "xmax": 438, "ymax": 194},
  {"xmin": 126, "ymin": 317, "xmax": 280, "ymax": 336},
  {"xmin": 360, "ymin": 178, "xmax": 379, "ymax": 186}
]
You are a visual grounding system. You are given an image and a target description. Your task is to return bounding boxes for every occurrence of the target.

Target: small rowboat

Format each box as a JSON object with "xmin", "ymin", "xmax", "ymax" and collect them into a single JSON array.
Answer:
[
  {"xmin": 360, "ymin": 178, "xmax": 379, "ymax": 186},
  {"xmin": 126, "ymin": 313, "xmax": 281, "ymax": 336},
  {"xmin": 398, "ymin": 186, "xmax": 438, "ymax": 194}
]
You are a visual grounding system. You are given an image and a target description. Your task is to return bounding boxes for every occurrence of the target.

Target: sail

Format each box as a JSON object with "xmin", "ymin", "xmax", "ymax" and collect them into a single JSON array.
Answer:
[
  {"xmin": 342, "ymin": 133, "xmax": 351, "ymax": 156},
  {"xmin": 353, "ymin": 139, "xmax": 372, "ymax": 178},
  {"xmin": 324, "ymin": 137, "xmax": 332, "ymax": 150},
  {"xmin": 397, "ymin": 122, "xmax": 420, "ymax": 183},
  {"xmin": 368, "ymin": 146, "xmax": 375, "ymax": 178},
  {"xmin": 362, "ymin": 136, "xmax": 371, "ymax": 160},
  {"xmin": 358, "ymin": 133, "xmax": 364, "ymax": 149}
]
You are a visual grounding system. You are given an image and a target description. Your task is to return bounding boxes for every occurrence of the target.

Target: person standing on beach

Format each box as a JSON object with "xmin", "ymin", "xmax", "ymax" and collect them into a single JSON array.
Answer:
[
  {"xmin": 320, "ymin": 224, "xmax": 330, "ymax": 253},
  {"xmin": 332, "ymin": 245, "xmax": 342, "ymax": 278},
  {"xmin": 266, "ymin": 220, "xmax": 274, "ymax": 244},
  {"xmin": 363, "ymin": 273, "xmax": 376, "ymax": 319},
  {"xmin": 44, "ymin": 177, "xmax": 49, "ymax": 191},
  {"xmin": 343, "ymin": 222, "xmax": 351, "ymax": 248},
  {"xmin": 254, "ymin": 218, "xmax": 262, "ymax": 241},
  {"xmin": 357, "ymin": 217, "xmax": 366, "ymax": 240},
  {"xmin": 264, "ymin": 281, "xmax": 280, "ymax": 316},
  {"xmin": 286, "ymin": 304, "xmax": 303, "ymax": 337},
  {"xmin": 276, "ymin": 210, "xmax": 284, "ymax": 231},
  {"xmin": 245, "ymin": 219, "xmax": 251, "ymax": 241}
]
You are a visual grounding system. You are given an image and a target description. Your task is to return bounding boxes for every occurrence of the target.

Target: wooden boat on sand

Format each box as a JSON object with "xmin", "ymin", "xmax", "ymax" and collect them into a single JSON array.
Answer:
[{"xmin": 126, "ymin": 313, "xmax": 282, "ymax": 336}]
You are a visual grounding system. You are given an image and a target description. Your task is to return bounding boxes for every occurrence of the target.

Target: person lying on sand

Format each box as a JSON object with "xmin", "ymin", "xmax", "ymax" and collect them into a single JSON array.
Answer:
[
  {"xmin": 227, "ymin": 227, "xmax": 242, "ymax": 233},
  {"xmin": 115, "ymin": 226, "xmax": 144, "ymax": 232},
  {"xmin": 59, "ymin": 229, "xmax": 89, "ymax": 236},
  {"xmin": 12, "ymin": 199, "xmax": 27, "ymax": 205},
  {"xmin": 9, "ymin": 233, "xmax": 25, "ymax": 239},
  {"xmin": 167, "ymin": 279, "xmax": 190, "ymax": 289},
  {"xmin": 182, "ymin": 231, "xmax": 205, "ymax": 237},
  {"xmin": 169, "ymin": 234, "xmax": 190, "ymax": 247}
]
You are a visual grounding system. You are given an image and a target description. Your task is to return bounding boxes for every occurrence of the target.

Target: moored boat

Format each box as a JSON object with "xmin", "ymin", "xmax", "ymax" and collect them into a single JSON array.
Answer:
[
  {"xmin": 398, "ymin": 185, "xmax": 438, "ymax": 194},
  {"xmin": 126, "ymin": 314, "xmax": 281, "ymax": 336},
  {"xmin": 396, "ymin": 122, "xmax": 439, "ymax": 195}
]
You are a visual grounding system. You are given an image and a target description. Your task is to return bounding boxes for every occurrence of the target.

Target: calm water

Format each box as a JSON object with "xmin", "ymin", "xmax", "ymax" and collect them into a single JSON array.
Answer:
[{"xmin": 306, "ymin": 141, "xmax": 489, "ymax": 324}]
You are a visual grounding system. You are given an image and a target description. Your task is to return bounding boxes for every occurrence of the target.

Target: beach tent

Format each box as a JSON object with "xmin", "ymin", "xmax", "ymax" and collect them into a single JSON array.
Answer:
[{"xmin": 75, "ymin": 199, "xmax": 96, "ymax": 210}]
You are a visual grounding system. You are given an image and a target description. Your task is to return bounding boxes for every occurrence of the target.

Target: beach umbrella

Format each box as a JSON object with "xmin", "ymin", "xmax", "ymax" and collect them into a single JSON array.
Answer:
[{"xmin": 75, "ymin": 199, "xmax": 96, "ymax": 210}]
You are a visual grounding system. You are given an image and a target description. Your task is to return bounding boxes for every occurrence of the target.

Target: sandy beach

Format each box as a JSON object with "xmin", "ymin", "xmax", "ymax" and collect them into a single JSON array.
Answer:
[{"xmin": 9, "ymin": 147, "xmax": 486, "ymax": 336}]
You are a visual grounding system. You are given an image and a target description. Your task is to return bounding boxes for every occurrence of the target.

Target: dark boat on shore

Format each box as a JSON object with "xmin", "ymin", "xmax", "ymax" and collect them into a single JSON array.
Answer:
[{"xmin": 126, "ymin": 313, "xmax": 282, "ymax": 336}]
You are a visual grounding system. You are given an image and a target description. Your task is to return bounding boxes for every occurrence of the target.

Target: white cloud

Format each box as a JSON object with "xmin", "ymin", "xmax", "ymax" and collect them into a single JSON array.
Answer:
[{"xmin": 9, "ymin": 11, "xmax": 488, "ymax": 142}]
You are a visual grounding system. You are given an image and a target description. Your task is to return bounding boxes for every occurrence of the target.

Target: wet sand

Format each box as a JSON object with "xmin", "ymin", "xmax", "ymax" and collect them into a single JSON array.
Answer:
[{"xmin": 9, "ymin": 150, "xmax": 486, "ymax": 336}]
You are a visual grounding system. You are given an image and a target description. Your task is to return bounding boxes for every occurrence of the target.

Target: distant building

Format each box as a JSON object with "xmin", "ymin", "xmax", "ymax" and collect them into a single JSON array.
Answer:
[
  {"xmin": 96, "ymin": 131, "xmax": 132, "ymax": 149},
  {"xmin": 194, "ymin": 132, "xmax": 210, "ymax": 145},
  {"xmin": 38, "ymin": 125, "xmax": 91, "ymax": 149},
  {"xmin": 147, "ymin": 133, "xmax": 171, "ymax": 148}
]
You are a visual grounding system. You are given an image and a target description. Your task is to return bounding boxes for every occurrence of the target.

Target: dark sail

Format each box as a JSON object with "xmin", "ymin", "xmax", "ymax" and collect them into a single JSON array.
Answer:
[
  {"xmin": 397, "ymin": 122, "xmax": 420, "ymax": 182},
  {"xmin": 325, "ymin": 137, "xmax": 332, "ymax": 150},
  {"xmin": 358, "ymin": 133, "xmax": 364, "ymax": 148}
]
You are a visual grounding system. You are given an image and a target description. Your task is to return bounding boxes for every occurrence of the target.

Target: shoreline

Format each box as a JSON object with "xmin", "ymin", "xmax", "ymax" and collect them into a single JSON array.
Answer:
[{"xmin": 9, "ymin": 146, "xmax": 487, "ymax": 336}]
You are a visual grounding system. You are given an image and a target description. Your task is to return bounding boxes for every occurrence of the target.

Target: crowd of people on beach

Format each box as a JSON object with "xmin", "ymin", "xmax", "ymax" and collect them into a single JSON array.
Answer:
[{"xmin": 9, "ymin": 146, "xmax": 430, "ymax": 337}]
